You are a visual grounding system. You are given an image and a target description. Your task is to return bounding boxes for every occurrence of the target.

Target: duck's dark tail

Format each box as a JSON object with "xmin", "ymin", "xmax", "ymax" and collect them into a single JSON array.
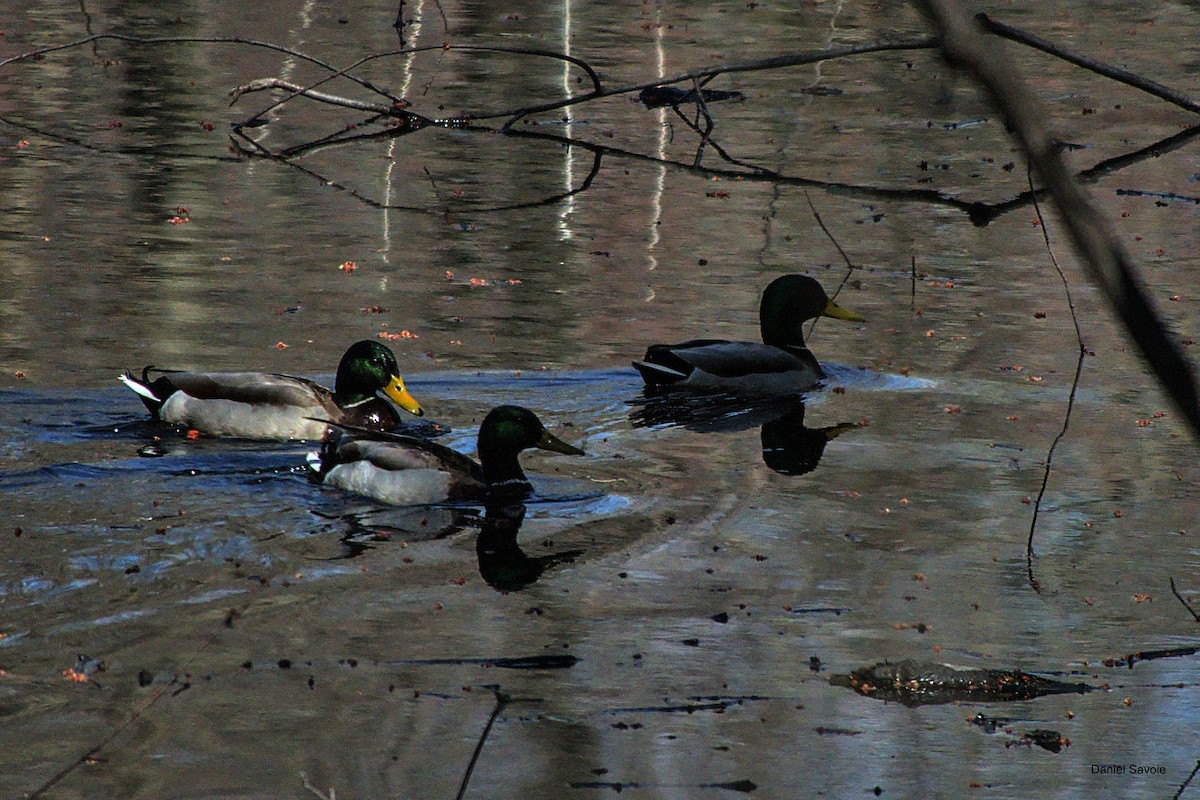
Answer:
[
  {"xmin": 117, "ymin": 366, "xmax": 166, "ymax": 416},
  {"xmin": 632, "ymin": 356, "xmax": 688, "ymax": 387}
]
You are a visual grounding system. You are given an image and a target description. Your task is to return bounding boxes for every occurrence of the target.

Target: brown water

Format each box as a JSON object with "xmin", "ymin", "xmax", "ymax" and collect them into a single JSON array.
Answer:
[{"xmin": 3, "ymin": 2, "xmax": 1200, "ymax": 798}]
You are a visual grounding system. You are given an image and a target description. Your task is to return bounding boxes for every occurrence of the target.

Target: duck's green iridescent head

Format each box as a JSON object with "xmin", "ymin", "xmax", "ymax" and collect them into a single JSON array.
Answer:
[
  {"xmin": 478, "ymin": 405, "xmax": 585, "ymax": 459},
  {"xmin": 759, "ymin": 274, "xmax": 863, "ymax": 348},
  {"xmin": 476, "ymin": 405, "xmax": 584, "ymax": 495},
  {"xmin": 335, "ymin": 340, "xmax": 424, "ymax": 416}
]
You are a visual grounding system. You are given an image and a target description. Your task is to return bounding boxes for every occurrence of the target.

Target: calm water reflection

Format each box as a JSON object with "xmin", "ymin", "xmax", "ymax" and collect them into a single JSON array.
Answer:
[{"xmin": 3, "ymin": 1, "xmax": 1200, "ymax": 799}]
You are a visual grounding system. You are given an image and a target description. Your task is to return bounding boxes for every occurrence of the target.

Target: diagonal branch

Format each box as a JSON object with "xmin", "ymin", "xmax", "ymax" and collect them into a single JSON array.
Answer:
[
  {"xmin": 978, "ymin": 14, "xmax": 1200, "ymax": 115},
  {"xmin": 918, "ymin": 0, "xmax": 1200, "ymax": 440}
]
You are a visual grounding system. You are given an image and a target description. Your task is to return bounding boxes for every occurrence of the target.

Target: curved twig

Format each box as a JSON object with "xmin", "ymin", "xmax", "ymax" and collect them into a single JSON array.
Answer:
[{"xmin": 1024, "ymin": 165, "xmax": 1087, "ymax": 594}]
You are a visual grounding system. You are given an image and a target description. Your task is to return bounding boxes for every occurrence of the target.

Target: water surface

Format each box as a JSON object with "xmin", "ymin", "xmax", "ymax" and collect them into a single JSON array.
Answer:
[{"xmin": 2, "ymin": 2, "xmax": 1200, "ymax": 798}]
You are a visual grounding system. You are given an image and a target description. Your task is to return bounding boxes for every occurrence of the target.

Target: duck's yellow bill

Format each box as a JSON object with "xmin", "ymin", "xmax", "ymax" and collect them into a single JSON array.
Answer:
[
  {"xmin": 536, "ymin": 428, "xmax": 585, "ymax": 456},
  {"xmin": 384, "ymin": 375, "xmax": 424, "ymax": 417},
  {"xmin": 822, "ymin": 298, "xmax": 865, "ymax": 323}
]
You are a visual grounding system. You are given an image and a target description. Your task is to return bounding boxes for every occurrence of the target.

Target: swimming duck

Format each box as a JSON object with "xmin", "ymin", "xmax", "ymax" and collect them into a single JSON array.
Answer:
[
  {"xmin": 312, "ymin": 405, "xmax": 584, "ymax": 506},
  {"xmin": 119, "ymin": 340, "xmax": 425, "ymax": 440},
  {"xmin": 632, "ymin": 274, "xmax": 864, "ymax": 395}
]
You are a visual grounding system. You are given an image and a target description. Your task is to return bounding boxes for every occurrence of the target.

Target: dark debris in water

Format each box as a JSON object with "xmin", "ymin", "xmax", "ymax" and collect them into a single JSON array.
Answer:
[
  {"xmin": 570, "ymin": 778, "xmax": 756, "ymax": 793},
  {"xmin": 384, "ymin": 654, "xmax": 578, "ymax": 670},
  {"xmin": 604, "ymin": 700, "xmax": 739, "ymax": 715},
  {"xmin": 830, "ymin": 659, "xmax": 1092, "ymax": 706},
  {"xmin": 638, "ymin": 86, "xmax": 745, "ymax": 109},
  {"xmin": 970, "ymin": 714, "xmax": 1069, "ymax": 753},
  {"xmin": 1103, "ymin": 644, "xmax": 1199, "ymax": 669},
  {"xmin": 1017, "ymin": 729, "xmax": 1069, "ymax": 753},
  {"xmin": 62, "ymin": 654, "xmax": 106, "ymax": 686}
]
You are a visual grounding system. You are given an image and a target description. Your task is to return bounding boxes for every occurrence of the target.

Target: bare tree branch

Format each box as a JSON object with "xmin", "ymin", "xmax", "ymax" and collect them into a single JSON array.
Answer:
[
  {"xmin": 978, "ymin": 14, "xmax": 1200, "ymax": 115},
  {"xmin": 918, "ymin": 0, "xmax": 1200, "ymax": 440},
  {"xmin": 489, "ymin": 36, "xmax": 939, "ymax": 129},
  {"xmin": 229, "ymin": 78, "xmax": 422, "ymax": 119}
]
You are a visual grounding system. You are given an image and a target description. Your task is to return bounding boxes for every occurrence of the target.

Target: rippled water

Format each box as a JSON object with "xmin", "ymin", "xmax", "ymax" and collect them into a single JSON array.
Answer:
[{"xmin": 3, "ymin": 2, "xmax": 1200, "ymax": 799}]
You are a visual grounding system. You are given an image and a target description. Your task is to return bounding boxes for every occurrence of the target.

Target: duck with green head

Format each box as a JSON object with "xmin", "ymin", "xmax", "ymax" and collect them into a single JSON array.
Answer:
[
  {"xmin": 312, "ymin": 405, "xmax": 585, "ymax": 506},
  {"xmin": 633, "ymin": 274, "xmax": 864, "ymax": 395},
  {"xmin": 119, "ymin": 340, "xmax": 425, "ymax": 440}
]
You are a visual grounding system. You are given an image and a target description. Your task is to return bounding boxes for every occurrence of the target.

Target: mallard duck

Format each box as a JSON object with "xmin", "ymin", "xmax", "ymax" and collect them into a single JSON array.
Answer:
[
  {"xmin": 632, "ymin": 274, "xmax": 864, "ymax": 395},
  {"xmin": 119, "ymin": 340, "xmax": 424, "ymax": 440},
  {"xmin": 312, "ymin": 405, "xmax": 584, "ymax": 506}
]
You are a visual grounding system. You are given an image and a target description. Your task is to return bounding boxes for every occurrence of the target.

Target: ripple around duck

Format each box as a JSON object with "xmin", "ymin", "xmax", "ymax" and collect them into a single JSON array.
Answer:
[{"xmin": 819, "ymin": 362, "xmax": 939, "ymax": 392}]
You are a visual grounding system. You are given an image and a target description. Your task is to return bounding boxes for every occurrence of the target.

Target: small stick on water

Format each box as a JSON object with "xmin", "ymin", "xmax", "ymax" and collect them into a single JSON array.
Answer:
[
  {"xmin": 392, "ymin": 1, "xmax": 406, "ymax": 46},
  {"xmin": 1170, "ymin": 577, "xmax": 1200, "ymax": 623},
  {"xmin": 910, "ymin": 255, "xmax": 917, "ymax": 308},
  {"xmin": 1173, "ymin": 760, "xmax": 1200, "ymax": 800},
  {"xmin": 455, "ymin": 690, "xmax": 510, "ymax": 800},
  {"xmin": 301, "ymin": 773, "xmax": 337, "ymax": 800}
]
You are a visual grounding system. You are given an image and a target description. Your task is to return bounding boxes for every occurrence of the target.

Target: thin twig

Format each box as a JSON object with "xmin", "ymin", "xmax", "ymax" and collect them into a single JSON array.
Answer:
[
  {"xmin": 229, "ymin": 43, "xmax": 602, "ymax": 131},
  {"xmin": 27, "ymin": 598, "xmax": 253, "ymax": 798},
  {"xmin": 910, "ymin": 255, "xmax": 917, "ymax": 308},
  {"xmin": 431, "ymin": 0, "xmax": 449, "ymax": 36},
  {"xmin": 1024, "ymin": 164, "xmax": 1086, "ymax": 594},
  {"xmin": 804, "ymin": 190, "xmax": 856, "ymax": 274},
  {"xmin": 229, "ymin": 78, "xmax": 424, "ymax": 120},
  {"xmin": 455, "ymin": 690, "xmax": 510, "ymax": 800},
  {"xmin": 300, "ymin": 772, "xmax": 337, "ymax": 800},
  {"xmin": 1170, "ymin": 577, "xmax": 1200, "ymax": 623},
  {"xmin": 687, "ymin": 76, "xmax": 715, "ymax": 168},
  {"xmin": 1174, "ymin": 760, "xmax": 1200, "ymax": 800},
  {"xmin": 967, "ymin": 123, "xmax": 1200, "ymax": 226},
  {"xmin": 802, "ymin": 188, "xmax": 858, "ymax": 339},
  {"xmin": 978, "ymin": 14, "xmax": 1200, "ymax": 115}
]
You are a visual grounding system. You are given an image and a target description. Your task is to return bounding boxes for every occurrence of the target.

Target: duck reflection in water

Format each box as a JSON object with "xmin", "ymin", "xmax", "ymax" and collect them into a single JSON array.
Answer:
[
  {"xmin": 629, "ymin": 392, "xmax": 857, "ymax": 476},
  {"xmin": 476, "ymin": 503, "xmax": 584, "ymax": 592}
]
